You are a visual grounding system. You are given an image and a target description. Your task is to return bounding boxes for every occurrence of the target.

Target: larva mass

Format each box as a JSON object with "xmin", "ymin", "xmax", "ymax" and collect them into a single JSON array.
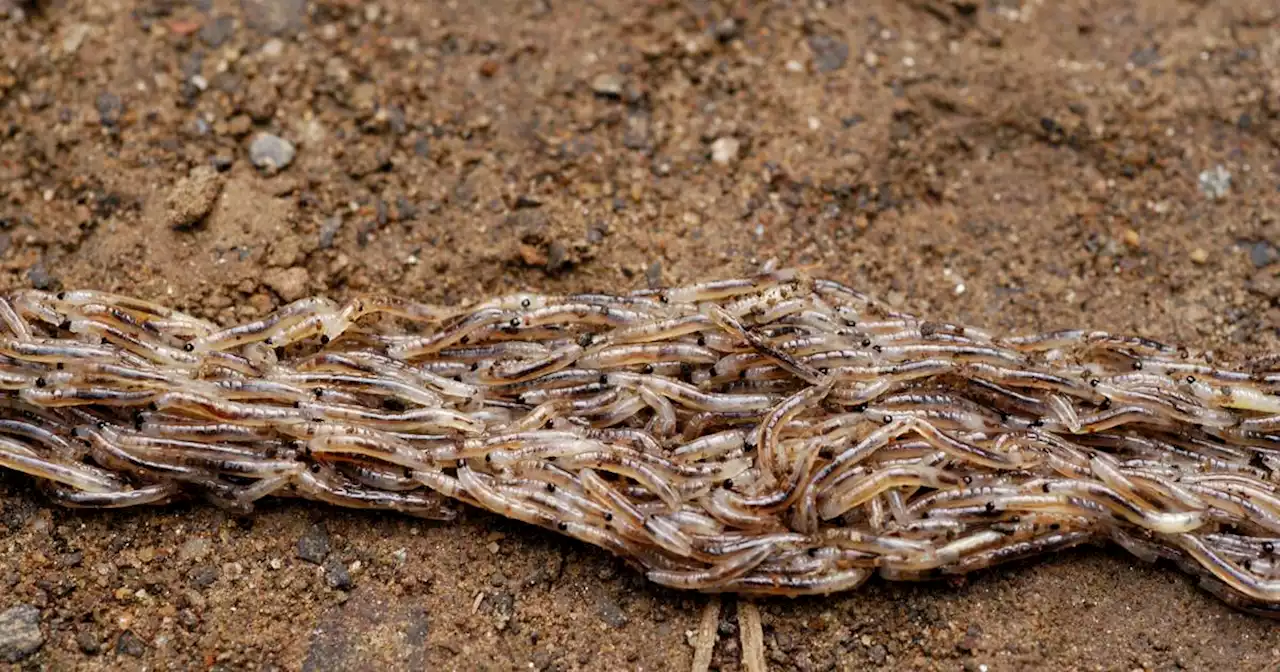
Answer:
[{"xmin": 1, "ymin": 270, "xmax": 1279, "ymax": 615}]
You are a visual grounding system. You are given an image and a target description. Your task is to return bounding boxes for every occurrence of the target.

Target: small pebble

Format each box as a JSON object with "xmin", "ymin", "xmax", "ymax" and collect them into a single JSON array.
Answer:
[
  {"xmin": 164, "ymin": 165, "xmax": 223, "ymax": 230},
  {"xmin": 198, "ymin": 15, "xmax": 235, "ymax": 47},
  {"xmin": 296, "ymin": 523, "xmax": 331, "ymax": 564},
  {"xmin": 1190, "ymin": 248, "xmax": 1209, "ymax": 264},
  {"xmin": 1247, "ymin": 241, "xmax": 1277, "ymax": 268},
  {"xmin": 0, "ymin": 605, "xmax": 43, "ymax": 663},
  {"xmin": 249, "ymin": 132, "xmax": 296, "ymax": 171},
  {"xmin": 26, "ymin": 262, "xmax": 57, "ymax": 291},
  {"xmin": 712, "ymin": 18, "xmax": 740, "ymax": 42},
  {"xmin": 324, "ymin": 558, "xmax": 353, "ymax": 590},
  {"xmin": 596, "ymin": 596, "xmax": 628, "ymax": 628},
  {"xmin": 318, "ymin": 214, "xmax": 343, "ymax": 249},
  {"xmin": 808, "ymin": 34, "xmax": 850, "ymax": 73},
  {"xmin": 710, "ymin": 137, "xmax": 740, "ymax": 165},
  {"xmin": 645, "ymin": 260, "xmax": 663, "ymax": 289},
  {"xmin": 115, "ymin": 630, "xmax": 145, "ymax": 657},
  {"xmin": 263, "ymin": 266, "xmax": 311, "ymax": 302},
  {"xmin": 591, "ymin": 73, "xmax": 625, "ymax": 98},
  {"xmin": 95, "ymin": 91, "xmax": 123, "ymax": 126},
  {"xmin": 75, "ymin": 630, "xmax": 100, "ymax": 656},
  {"xmin": 1198, "ymin": 165, "xmax": 1231, "ymax": 200}
]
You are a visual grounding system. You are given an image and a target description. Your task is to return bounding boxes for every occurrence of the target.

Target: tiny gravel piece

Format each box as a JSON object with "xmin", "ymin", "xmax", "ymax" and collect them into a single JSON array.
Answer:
[
  {"xmin": 711, "ymin": 137, "xmax": 740, "ymax": 165},
  {"xmin": 164, "ymin": 166, "xmax": 223, "ymax": 230},
  {"xmin": 249, "ymin": 132, "xmax": 296, "ymax": 171},
  {"xmin": 713, "ymin": 18, "xmax": 740, "ymax": 42},
  {"xmin": 807, "ymin": 34, "xmax": 849, "ymax": 73},
  {"xmin": 26, "ymin": 262, "xmax": 57, "ymax": 291},
  {"xmin": 241, "ymin": 0, "xmax": 306, "ymax": 36},
  {"xmin": 95, "ymin": 91, "xmax": 123, "ymax": 126},
  {"xmin": 324, "ymin": 558, "xmax": 353, "ymax": 590},
  {"xmin": 188, "ymin": 564, "xmax": 218, "ymax": 588},
  {"xmin": 116, "ymin": 630, "xmax": 145, "ymax": 657},
  {"xmin": 546, "ymin": 240, "xmax": 569, "ymax": 274},
  {"xmin": 318, "ymin": 214, "xmax": 343, "ymax": 249},
  {"xmin": 596, "ymin": 596, "xmax": 628, "ymax": 628},
  {"xmin": 263, "ymin": 266, "xmax": 310, "ymax": 302},
  {"xmin": 297, "ymin": 523, "xmax": 331, "ymax": 564},
  {"xmin": 178, "ymin": 537, "xmax": 210, "ymax": 562},
  {"xmin": 645, "ymin": 260, "xmax": 663, "ymax": 289},
  {"xmin": 1198, "ymin": 165, "xmax": 1231, "ymax": 200},
  {"xmin": 0, "ymin": 605, "xmax": 42, "ymax": 663},
  {"xmin": 591, "ymin": 73, "xmax": 625, "ymax": 98},
  {"xmin": 75, "ymin": 630, "xmax": 101, "ymax": 656},
  {"xmin": 1248, "ymin": 241, "xmax": 1277, "ymax": 268},
  {"xmin": 198, "ymin": 15, "xmax": 235, "ymax": 47}
]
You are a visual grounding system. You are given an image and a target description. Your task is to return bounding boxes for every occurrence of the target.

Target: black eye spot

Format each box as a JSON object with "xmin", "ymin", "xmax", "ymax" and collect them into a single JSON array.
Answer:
[
  {"xmin": 872, "ymin": 345, "xmax": 882, "ymax": 353},
  {"xmin": 313, "ymin": 388, "xmax": 323, "ymax": 398},
  {"xmin": 521, "ymin": 298, "xmax": 531, "ymax": 308},
  {"xmin": 310, "ymin": 464, "xmax": 321, "ymax": 473},
  {"xmin": 34, "ymin": 377, "xmax": 46, "ymax": 388},
  {"xmin": 984, "ymin": 501, "xmax": 995, "ymax": 513},
  {"xmin": 484, "ymin": 454, "xmax": 492, "ymax": 462},
  {"xmin": 556, "ymin": 522, "xmax": 568, "ymax": 531},
  {"xmin": 59, "ymin": 320, "xmax": 71, "ymax": 330},
  {"xmin": 546, "ymin": 483, "xmax": 556, "ymax": 492},
  {"xmin": 1264, "ymin": 542, "xmax": 1275, "ymax": 554},
  {"xmin": 861, "ymin": 338, "xmax": 871, "ymax": 347},
  {"xmin": 56, "ymin": 292, "xmax": 66, "ymax": 300},
  {"xmin": 659, "ymin": 294, "xmax": 669, "ymax": 304},
  {"xmin": 183, "ymin": 342, "xmax": 195, "ymax": 352},
  {"xmin": 604, "ymin": 513, "xmax": 613, "ymax": 521},
  {"xmin": 470, "ymin": 362, "xmax": 479, "ymax": 371},
  {"xmin": 509, "ymin": 318, "xmax": 521, "ymax": 328},
  {"xmin": 1089, "ymin": 379, "xmax": 1099, "ymax": 387},
  {"xmin": 1132, "ymin": 361, "xmax": 1142, "ymax": 370},
  {"xmin": 723, "ymin": 479, "xmax": 734, "ymax": 489},
  {"xmin": 1186, "ymin": 375, "xmax": 1196, "ymax": 384},
  {"xmin": 642, "ymin": 364, "xmax": 654, "ymax": 374},
  {"xmin": 319, "ymin": 334, "xmax": 330, "ymax": 345},
  {"xmin": 882, "ymin": 415, "xmax": 892, "ymax": 424},
  {"xmin": 1049, "ymin": 522, "xmax": 1060, "ymax": 530},
  {"xmin": 696, "ymin": 335, "xmax": 706, "ymax": 346},
  {"xmin": 459, "ymin": 335, "xmax": 470, "ymax": 345}
]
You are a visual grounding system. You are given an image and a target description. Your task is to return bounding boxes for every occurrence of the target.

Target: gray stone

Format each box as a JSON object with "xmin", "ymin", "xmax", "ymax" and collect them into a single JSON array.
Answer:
[
  {"xmin": 249, "ymin": 133, "xmax": 296, "ymax": 171},
  {"xmin": 297, "ymin": 524, "xmax": 331, "ymax": 564},
  {"xmin": 0, "ymin": 605, "xmax": 43, "ymax": 663},
  {"xmin": 808, "ymin": 34, "xmax": 849, "ymax": 73}
]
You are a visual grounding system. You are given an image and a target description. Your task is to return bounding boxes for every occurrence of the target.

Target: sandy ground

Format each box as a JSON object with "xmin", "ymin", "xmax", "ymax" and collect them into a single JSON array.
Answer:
[{"xmin": 1, "ymin": 0, "xmax": 1280, "ymax": 670}]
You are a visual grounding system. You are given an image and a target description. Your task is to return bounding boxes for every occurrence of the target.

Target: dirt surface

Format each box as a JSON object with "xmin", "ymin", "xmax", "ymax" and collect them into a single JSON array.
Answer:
[{"xmin": 1, "ymin": 0, "xmax": 1279, "ymax": 669}]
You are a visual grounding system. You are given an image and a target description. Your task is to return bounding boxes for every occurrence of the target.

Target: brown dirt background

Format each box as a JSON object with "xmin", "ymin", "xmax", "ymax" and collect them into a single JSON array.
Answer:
[{"xmin": 1, "ymin": 0, "xmax": 1279, "ymax": 670}]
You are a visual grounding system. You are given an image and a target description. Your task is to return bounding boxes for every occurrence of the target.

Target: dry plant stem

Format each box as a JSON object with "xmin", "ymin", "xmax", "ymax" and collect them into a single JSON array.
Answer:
[{"xmin": 1, "ymin": 271, "xmax": 1280, "ymax": 616}]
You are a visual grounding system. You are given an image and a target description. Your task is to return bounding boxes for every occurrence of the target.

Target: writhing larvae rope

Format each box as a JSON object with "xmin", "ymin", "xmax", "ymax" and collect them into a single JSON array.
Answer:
[{"xmin": 1, "ymin": 270, "xmax": 1280, "ymax": 616}]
